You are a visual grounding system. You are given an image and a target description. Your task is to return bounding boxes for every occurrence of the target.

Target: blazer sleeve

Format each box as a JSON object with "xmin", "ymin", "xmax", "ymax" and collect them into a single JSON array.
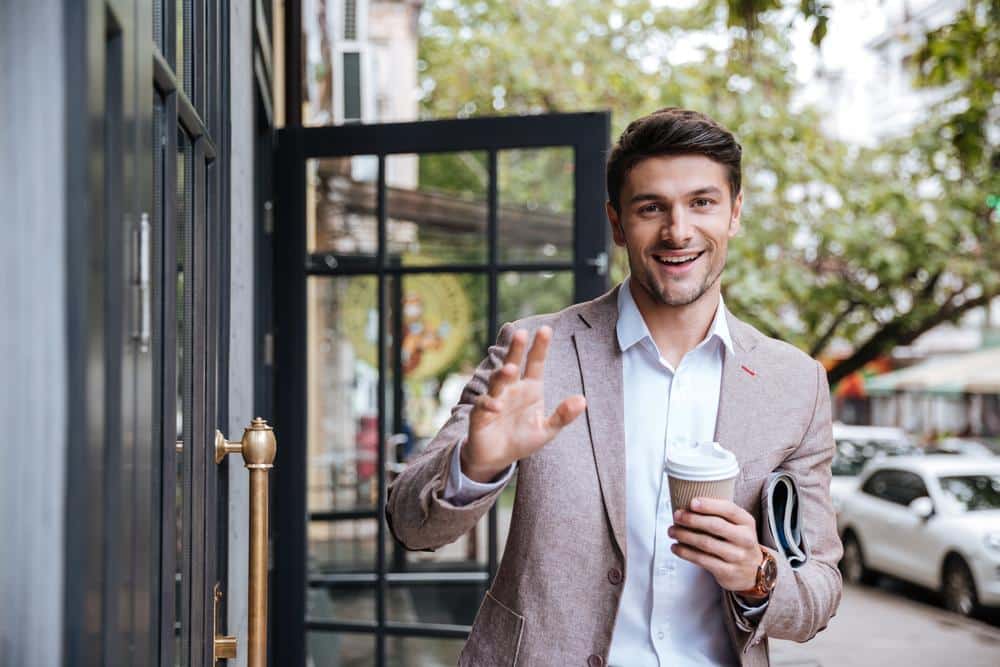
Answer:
[
  {"xmin": 736, "ymin": 359, "xmax": 844, "ymax": 652},
  {"xmin": 385, "ymin": 323, "xmax": 515, "ymax": 551}
]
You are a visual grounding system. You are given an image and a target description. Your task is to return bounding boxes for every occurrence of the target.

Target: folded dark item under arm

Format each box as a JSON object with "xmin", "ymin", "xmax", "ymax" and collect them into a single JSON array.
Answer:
[{"xmin": 760, "ymin": 472, "xmax": 809, "ymax": 568}]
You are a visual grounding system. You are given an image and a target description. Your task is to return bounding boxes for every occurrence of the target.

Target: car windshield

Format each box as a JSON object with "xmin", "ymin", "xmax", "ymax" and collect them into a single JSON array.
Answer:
[
  {"xmin": 938, "ymin": 475, "xmax": 1000, "ymax": 512},
  {"xmin": 832, "ymin": 438, "xmax": 918, "ymax": 477}
]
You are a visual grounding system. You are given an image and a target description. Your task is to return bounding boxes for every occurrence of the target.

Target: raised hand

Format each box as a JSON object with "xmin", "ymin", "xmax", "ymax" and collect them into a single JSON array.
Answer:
[{"xmin": 461, "ymin": 326, "xmax": 587, "ymax": 483}]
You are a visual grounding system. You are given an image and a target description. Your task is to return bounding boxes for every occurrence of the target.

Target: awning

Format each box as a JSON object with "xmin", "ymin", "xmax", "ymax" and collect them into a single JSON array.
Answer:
[{"xmin": 866, "ymin": 347, "xmax": 1000, "ymax": 396}]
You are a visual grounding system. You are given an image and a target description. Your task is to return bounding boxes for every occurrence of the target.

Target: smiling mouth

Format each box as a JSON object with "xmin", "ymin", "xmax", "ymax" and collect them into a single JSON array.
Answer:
[{"xmin": 653, "ymin": 251, "xmax": 704, "ymax": 267}]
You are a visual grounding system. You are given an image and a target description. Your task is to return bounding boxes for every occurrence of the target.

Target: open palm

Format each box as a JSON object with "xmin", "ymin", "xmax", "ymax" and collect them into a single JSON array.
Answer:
[{"xmin": 462, "ymin": 326, "xmax": 587, "ymax": 483}]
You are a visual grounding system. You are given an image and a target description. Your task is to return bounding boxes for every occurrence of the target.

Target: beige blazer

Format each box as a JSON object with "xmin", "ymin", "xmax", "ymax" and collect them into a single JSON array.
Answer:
[{"xmin": 386, "ymin": 285, "xmax": 843, "ymax": 666}]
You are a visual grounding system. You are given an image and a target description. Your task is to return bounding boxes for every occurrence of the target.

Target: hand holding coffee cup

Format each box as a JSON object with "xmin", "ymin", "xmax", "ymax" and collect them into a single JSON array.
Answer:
[
  {"xmin": 665, "ymin": 441, "xmax": 739, "ymax": 511},
  {"xmin": 666, "ymin": 441, "xmax": 766, "ymax": 596}
]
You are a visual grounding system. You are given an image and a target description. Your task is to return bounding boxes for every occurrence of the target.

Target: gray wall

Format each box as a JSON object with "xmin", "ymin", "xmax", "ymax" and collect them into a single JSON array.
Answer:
[
  {"xmin": 227, "ymin": 1, "xmax": 254, "ymax": 664},
  {"xmin": 0, "ymin": 2, "xmax": 68, "ymax": 666}
]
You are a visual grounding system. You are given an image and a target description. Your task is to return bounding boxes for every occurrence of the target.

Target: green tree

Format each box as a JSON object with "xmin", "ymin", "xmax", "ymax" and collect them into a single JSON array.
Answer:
[{"xmin": 418, "ymin": 0, "xmax": 999, "ymax": 385}]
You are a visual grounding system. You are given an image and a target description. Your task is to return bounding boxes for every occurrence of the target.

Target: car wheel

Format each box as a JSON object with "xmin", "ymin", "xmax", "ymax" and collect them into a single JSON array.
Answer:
[
  {"xmin": 942, "ymin": 557, "xmax": 978, "ymax": 617},
  {"xmin": 840, "ymin": 532, "xmax": 876, "ymax": 585}
]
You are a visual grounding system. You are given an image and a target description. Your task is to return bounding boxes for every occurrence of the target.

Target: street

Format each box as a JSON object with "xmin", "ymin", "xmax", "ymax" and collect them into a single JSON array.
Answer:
[{"xmin": 770, "ymin": 581, "xmax": 1000, "ymax": 666}]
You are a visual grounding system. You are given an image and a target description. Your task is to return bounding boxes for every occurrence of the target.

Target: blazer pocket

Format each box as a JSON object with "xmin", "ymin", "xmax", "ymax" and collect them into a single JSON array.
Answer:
[
  {"xmin": 458, "ymin": 590, "xmax": 525, "ymax": 667},
  {"xmin": 739, "ymin": 445, "xmax": 797, "ymax": 482}
]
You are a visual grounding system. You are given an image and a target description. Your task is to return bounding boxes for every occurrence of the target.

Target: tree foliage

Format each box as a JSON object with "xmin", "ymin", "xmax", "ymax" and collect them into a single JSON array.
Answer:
[{"xmin": 418, "ymin": 0, "xmax": 999, "ymax": 384}]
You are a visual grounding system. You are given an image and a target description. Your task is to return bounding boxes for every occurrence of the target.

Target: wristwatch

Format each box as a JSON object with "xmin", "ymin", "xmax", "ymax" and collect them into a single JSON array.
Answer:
[{"xmin": 738, "ymin": 547, "xmax": 778, "ymax": 600}]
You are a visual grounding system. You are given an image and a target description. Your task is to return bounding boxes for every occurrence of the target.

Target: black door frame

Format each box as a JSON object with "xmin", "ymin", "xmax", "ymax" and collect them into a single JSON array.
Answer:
[{"xmin": 271, "ymin": 111, "xmax": 611, "ymax": 666}]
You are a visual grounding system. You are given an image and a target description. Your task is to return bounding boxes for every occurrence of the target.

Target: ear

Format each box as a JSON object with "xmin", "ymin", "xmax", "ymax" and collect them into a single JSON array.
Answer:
[
  {"xmin": 606, "ymin": 201, "xmax": 626, "ymax": 247},
  {"xmin": 728, "ymin": 190, "xmax": 743, "ymax": 238}
]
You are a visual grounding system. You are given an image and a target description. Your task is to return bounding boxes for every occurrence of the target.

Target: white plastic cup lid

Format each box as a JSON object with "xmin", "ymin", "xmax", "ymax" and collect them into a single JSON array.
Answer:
[{"xmin": 665, "ymin": 441, "xmax": 739, "ymax": 481}]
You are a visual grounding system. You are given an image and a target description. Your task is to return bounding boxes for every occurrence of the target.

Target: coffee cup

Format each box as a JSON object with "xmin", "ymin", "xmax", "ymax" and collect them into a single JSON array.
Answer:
[{"xmin": 666, "ymin": 441, "xmax": 739, "ymax": 511}]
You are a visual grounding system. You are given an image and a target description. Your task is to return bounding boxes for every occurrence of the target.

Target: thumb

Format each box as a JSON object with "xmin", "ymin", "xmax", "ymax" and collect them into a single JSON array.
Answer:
[{"xmin": 544, "ymin": 395, "xmax": 587, "ymax": 438}]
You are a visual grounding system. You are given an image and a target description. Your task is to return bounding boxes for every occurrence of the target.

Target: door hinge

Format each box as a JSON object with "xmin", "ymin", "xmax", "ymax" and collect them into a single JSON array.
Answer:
[
  {"xmin": 586, "ymin": 251, "xmax": 609, "ymax": 276},
  {"xmin": 263, "ymin": 200, "xmax": 274, "ymax": 235},
  {"xmin": 264, "ymin": 332, "xmax": 275, "ymax": 366}
]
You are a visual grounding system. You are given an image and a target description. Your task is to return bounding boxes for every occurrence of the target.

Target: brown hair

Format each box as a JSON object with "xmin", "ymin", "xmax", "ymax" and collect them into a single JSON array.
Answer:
[{"xmin": 606, "ymin": 108, "xmax": 742, "ymax": 213}]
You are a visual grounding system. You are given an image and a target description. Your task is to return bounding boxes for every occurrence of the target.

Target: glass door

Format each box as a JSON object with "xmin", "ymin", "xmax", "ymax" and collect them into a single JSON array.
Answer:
[{"xmin": 272, "ymin": 113, "xmax": 611, "ymax": 665}]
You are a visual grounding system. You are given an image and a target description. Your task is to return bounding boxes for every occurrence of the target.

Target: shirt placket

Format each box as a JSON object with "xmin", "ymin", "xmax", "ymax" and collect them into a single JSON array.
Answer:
[{"xmin": 650, "ymin": 359, "xmax": 684, "ymax": 659}]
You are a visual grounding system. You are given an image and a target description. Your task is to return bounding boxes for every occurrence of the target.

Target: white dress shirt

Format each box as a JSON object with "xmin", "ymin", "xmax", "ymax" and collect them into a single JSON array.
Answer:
[{"xmin": 444, "ymin": 278, "xmax": 764, "ymax": 665}]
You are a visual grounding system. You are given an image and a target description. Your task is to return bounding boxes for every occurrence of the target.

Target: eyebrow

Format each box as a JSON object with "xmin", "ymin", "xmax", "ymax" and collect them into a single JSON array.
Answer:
[{"xmin": 627, "ymin": 186, "xmax": 724, "ymax": 205}]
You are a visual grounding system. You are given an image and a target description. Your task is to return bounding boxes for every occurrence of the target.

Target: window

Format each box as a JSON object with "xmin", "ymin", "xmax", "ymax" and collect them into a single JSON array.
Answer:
[{"xmin": 861, "ymin": 469, "xmax": 928, "ymax": 506}]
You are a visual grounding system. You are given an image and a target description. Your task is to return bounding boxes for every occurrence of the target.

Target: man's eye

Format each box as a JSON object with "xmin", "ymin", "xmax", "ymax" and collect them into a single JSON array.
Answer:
[
  {"xmin": 639, "ymin": 203, "xmax": 662, "ymax": 213},
  {"xmin": 692, "ymin": 198, "xmax": 714, "ymax": 208}
]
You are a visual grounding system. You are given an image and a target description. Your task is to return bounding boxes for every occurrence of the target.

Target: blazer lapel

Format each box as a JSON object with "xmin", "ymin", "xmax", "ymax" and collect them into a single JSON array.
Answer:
[
  {"xmin": 573, "ymin": 288, "xmax": 628, "ymax": 559},
  {"xmin": 714, "ymin": 310, "xmax": 762, "ymax": 466}
]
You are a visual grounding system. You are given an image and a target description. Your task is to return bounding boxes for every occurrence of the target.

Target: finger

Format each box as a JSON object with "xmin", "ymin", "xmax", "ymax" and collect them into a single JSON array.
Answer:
[
  {"xmin": 474, "ymin": 393, "xmax": 504, "ymax": 414},
  {"xmin": 544, "ymin": 395, "xmax": 587, "ymax": 436},
  {"xmin": 672, "ymin": 511, "xmax": 756, "ymax": 547},
  {"xmin": 503, "ymin": 328, "xmax": 529, "ymax": 370},
  {"xmin": 688, "ymin": 497, "xmax": 755, "ymax": 527},
  {"xmin": 522, "ymin": 326, "xmax": 552, "ymax": 380},
  {"xmin": 668, "ymin": 526, "xmax": 744, "ymax": 563},
  {"xmin": 487, "ymin": 361, "xmax": 520, "ymax": 398},
  {"xmin": 670, "ymin": 543, "xmax": 732, "ymax": 575}
]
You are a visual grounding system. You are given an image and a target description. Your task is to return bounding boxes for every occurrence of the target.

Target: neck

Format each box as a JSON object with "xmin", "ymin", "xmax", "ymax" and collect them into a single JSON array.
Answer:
[{"xmin": 628, "ymin": 279, "xmax": 722, "ymax": 367}]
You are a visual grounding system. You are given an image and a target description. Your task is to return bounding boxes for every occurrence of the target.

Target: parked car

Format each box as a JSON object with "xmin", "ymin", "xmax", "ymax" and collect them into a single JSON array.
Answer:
[
  {"xmin": 926, "ymin": 437, "xmax": 1000, "ymax": 458},
  {"xmin": 837, "ymin": 456, "xmax": 1000, "ymax": 617},
  {"xmin": 830, "ymin": 423, "xmax": 920, "ymax": 514}
]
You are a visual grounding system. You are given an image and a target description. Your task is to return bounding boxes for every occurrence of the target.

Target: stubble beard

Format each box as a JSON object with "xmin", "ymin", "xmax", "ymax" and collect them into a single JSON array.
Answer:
[{"xmin": 630, "ymin": 250, "xmax": 725, "ymax": 308}]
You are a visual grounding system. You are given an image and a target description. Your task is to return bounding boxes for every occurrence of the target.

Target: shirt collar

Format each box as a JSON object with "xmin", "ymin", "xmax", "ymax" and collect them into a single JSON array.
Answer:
[{"xmin": 616, "ymin": 277, "xmax": 735, "ymax": 356}]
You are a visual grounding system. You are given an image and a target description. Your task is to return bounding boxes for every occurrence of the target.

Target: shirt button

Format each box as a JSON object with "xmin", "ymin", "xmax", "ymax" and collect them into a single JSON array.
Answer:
[
  {"xmin": 587, "ymin": 655, "xmax": 604, "ymax": 667},
  {"xmin": 657, "ymin": 631, "xmax": 665, "ymax": 640},
  {"xmin": 607, "ymin": 567, "xmax": 623, "ymax": 585}
]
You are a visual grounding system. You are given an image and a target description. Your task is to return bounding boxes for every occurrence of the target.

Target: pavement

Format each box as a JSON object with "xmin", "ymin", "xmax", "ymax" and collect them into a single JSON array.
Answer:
[{"xmin": 770, "ymin": 581, "xmax": 1000, "ymax": 666}]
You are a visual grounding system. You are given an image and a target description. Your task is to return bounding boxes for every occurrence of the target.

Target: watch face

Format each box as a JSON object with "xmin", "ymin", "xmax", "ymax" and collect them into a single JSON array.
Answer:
[{"xmin": 762, "ymin": 555, "xmax": 778, "ymax": 587}]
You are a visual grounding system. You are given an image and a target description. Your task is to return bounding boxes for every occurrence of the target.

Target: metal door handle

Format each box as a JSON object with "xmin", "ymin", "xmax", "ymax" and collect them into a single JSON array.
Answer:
[{"xmin": 215, "ymin": 418, "xmax": 277, "ymax": 667}]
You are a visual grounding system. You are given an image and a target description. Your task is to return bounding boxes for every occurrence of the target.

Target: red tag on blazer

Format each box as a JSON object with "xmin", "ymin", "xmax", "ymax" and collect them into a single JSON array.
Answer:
[{"xmin": 740, "ymin": 365, "xmax": 757, "ymax": 377}]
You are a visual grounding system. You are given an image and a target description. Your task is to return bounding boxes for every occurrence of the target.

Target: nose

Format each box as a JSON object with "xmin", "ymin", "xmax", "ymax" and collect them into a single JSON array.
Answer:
[{"xmin": 660, "ymin": 204, "xmax": 694, "ymax": 247}]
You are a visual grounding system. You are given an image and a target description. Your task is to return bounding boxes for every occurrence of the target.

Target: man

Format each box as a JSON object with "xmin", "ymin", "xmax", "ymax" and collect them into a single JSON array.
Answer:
[{"xmin": 386, "ymin": 108, "xmax": 842, "ymax": 666}]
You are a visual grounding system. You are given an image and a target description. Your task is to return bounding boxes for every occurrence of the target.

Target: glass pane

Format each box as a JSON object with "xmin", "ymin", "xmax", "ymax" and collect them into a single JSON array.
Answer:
[
  {"xmin": 307, "ymin": 583, "xmax": 375, "ymax": 623},
  {"xmin": 307, "ymin": 276, "xmax": 380, "ymax": 514},
  {"xmin": 387, "ymin": 582, "xmax": 485, "ymax": 626},
  {"xmin": 309, "ymin": 519, "xmax": 378, "ymax": 573},
  {"xmin": 307, "ymin": 156, "xmax": 378, "ymax": 256},
  {"xmin": 386, "ymin": 636, "xmax": 466, "ymax": 667},
  {"xmin": 498, "ymin": 271, "xmax": 574, "ymax": 324},
  {"xmin": 498, "ymin": 147, "xmax": 574, "ymax": 263},
  {"xmin": 174, "ymin": 127, "xmax": 193, "ymax": 666},
  {"xmin": 384, "ymin": 273, "xmax": 488, "ymax": 568},
  {"xmin": 307, "ymin": 632, "xmax": 374, "ymax": 667},
  {"xmin": 386, "ymin": 153, "xmax": 488, "ymax": 266}
]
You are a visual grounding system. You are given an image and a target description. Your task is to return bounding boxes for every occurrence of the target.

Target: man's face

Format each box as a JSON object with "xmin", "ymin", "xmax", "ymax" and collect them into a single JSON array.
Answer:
[{"xmin": 607, "ymin": 154, "xmax": 742, "ymax": 308}]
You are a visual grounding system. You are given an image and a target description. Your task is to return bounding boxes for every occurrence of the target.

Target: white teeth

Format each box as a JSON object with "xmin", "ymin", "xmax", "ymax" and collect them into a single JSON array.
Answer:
[{"xmin": 657, "ymin": 254, "xmax": 699, "ymax": 264}]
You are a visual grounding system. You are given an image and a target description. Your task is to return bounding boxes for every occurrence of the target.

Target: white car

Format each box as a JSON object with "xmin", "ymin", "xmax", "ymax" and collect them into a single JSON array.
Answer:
[
  {"xmin": 837, "ymin": 456, "xmax": 1000, "ymax": 617},
  {"xmin": 830, "ymin": 423, "xmax": 919, "ymax": 515}
]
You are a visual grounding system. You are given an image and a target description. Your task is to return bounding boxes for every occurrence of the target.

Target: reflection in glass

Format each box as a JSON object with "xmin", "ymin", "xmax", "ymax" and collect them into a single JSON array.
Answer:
[
  {"xmin": 175, "ymin": 0, "xmax": 186, "ymax": 92},
  {"xmin": 499, "ymin": 147, "xmax": 574, "ymax": 263},
  {"xmin": 383, "ymin": 273, "xmax": 488, "ymax": 569},
  {"xmin": 386, "ymin": 153, "xmax": 488, "ymax": 265},
  {"xmin": 307, "ymin": 276, "xmax": 380, "ymax": 516},
  {"xmin": 307, "ymin": 156, "xmax": 378, "ymax": 255},
  {"xmin": 386, "ymin": 636, "xmax": 466, "ymax": 667},
  {"xmin": 386, "ymin": 583, "xmax": 485, "ymax": 626},
  {"xmin": 308, "ymin": 583, "xmax": 375, "ymax": 623},
  {"xmin": 307, "ymin": 632, "xmax": 374, "ymax": 667},
  {"xmin": 498, "ymin": 271, "xmax": 574, "ymax": 325},
  {"xmin": 174, "ymin": 128, "xmax": 192, "ymax": 666}
]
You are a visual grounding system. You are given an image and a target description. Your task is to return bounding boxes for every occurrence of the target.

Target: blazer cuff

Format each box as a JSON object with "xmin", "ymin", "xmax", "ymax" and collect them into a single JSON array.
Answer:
[{"xmin": 729, "ymin": 591, "xmax": 769, "ymax": 633}]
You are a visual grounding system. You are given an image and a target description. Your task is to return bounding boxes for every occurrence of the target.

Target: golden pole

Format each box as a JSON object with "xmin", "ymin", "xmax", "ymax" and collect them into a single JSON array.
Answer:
[{"xmin": 215, "ymin": 418, "xmax": 277, "ymax": 667}]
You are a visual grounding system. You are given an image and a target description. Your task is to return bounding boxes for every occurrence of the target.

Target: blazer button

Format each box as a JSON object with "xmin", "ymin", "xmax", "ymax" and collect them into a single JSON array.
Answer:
[
  {"xmin": 587, "ymin": 655, "xmax": 604, "ymax": 667},
  {"xmin": 607, "ymin": 567, "xmax": 623, "ymax": 585}
]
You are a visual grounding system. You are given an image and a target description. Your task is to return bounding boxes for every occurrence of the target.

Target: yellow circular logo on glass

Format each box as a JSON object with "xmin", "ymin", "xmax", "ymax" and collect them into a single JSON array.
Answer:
[{"xmin": 344, "ymin": 272, "xmax": 471, "ymax": 381}]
